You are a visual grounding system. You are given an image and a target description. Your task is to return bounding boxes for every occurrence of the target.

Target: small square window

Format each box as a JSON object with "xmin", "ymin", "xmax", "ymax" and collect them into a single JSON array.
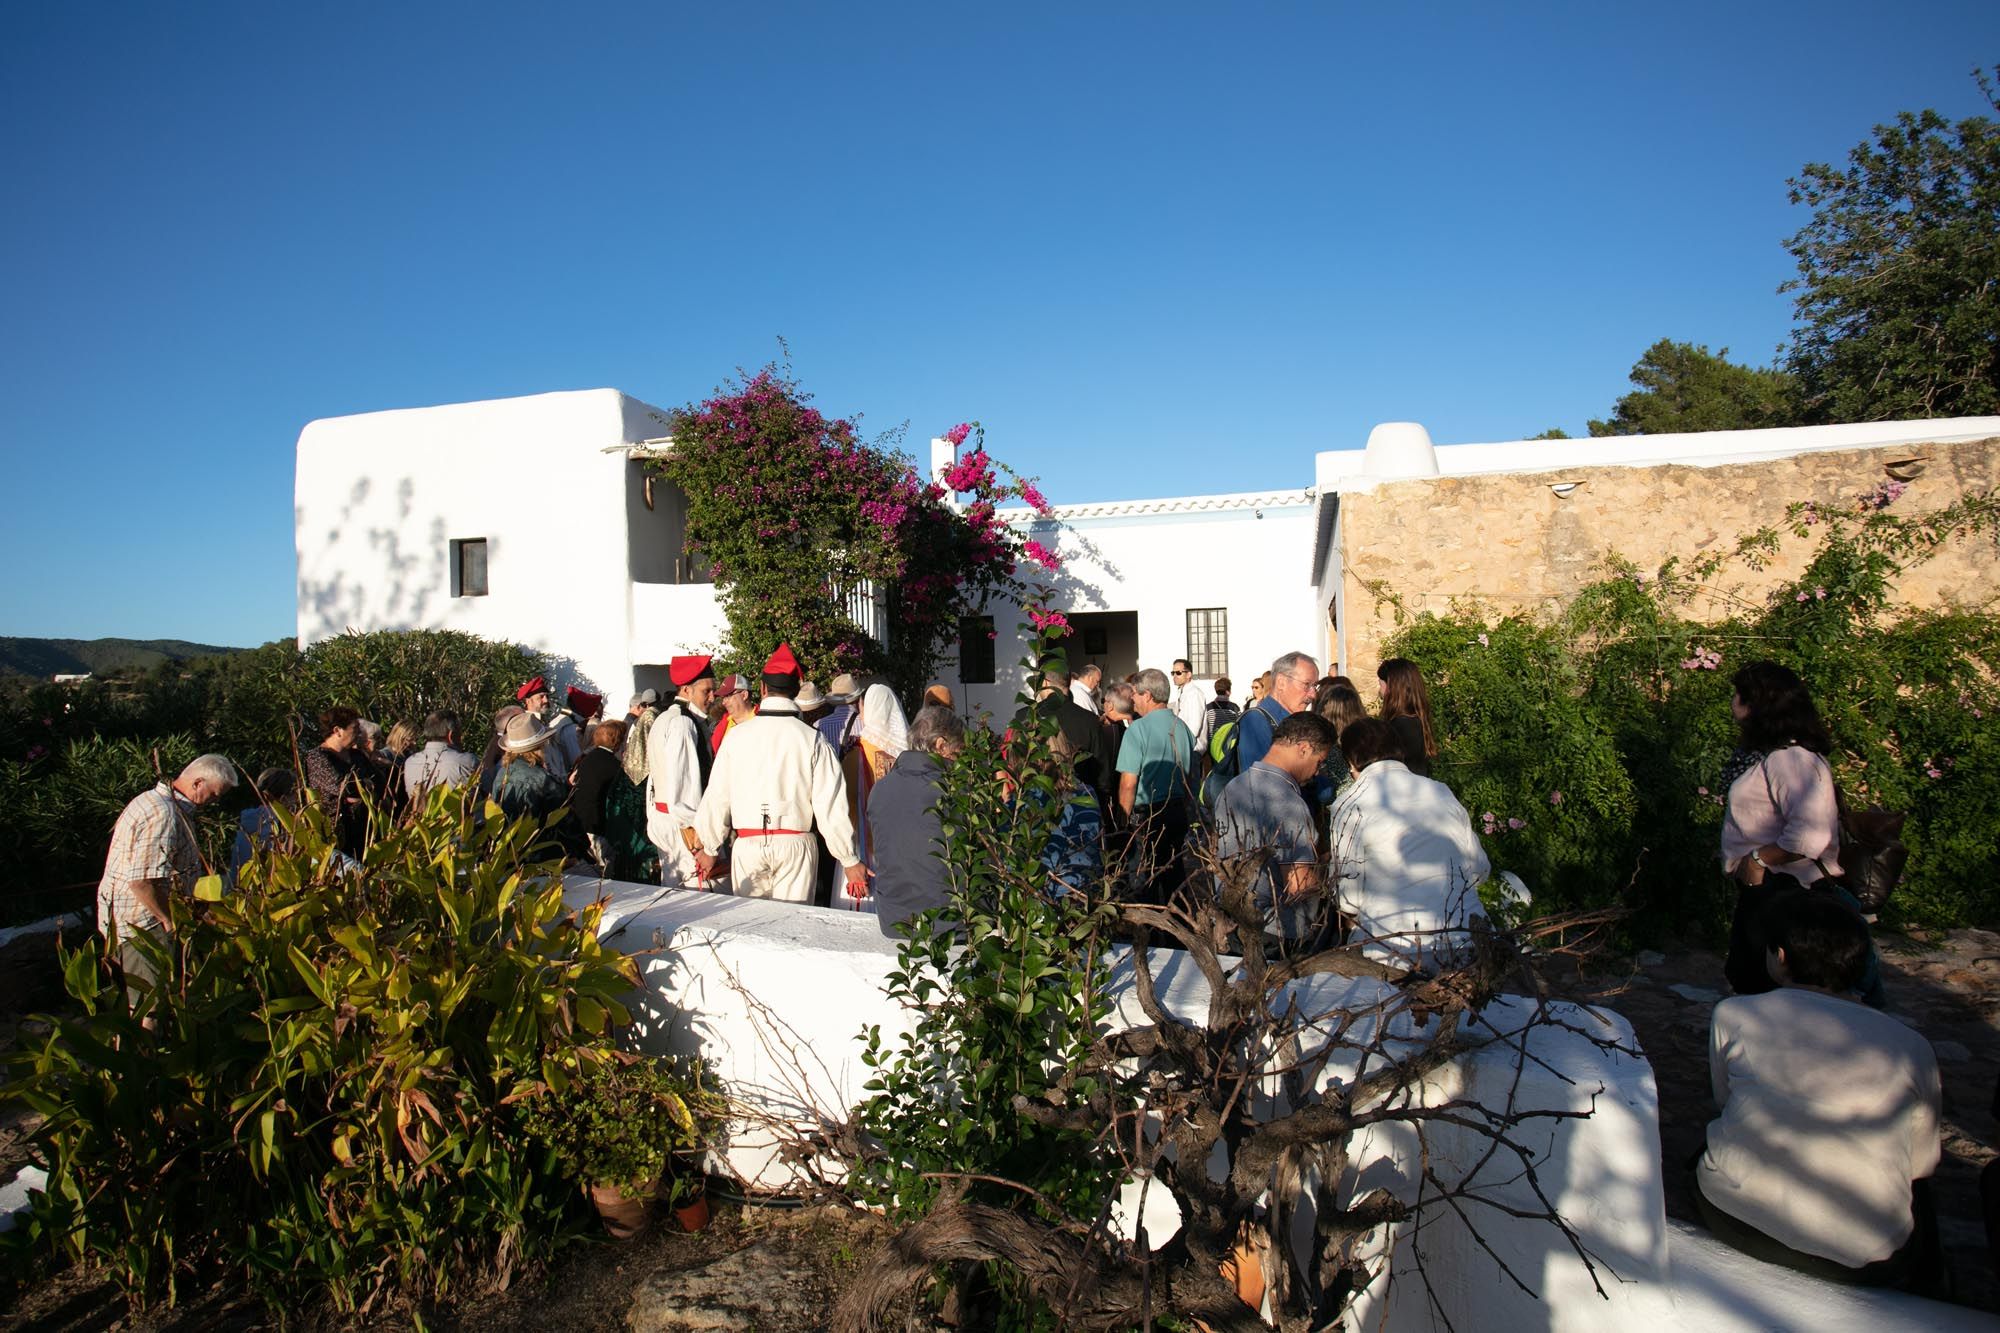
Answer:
[
  {"xmin": 451, "ymin": 538, "xmax": 488, "ymax": 597},
  {"xmin": 959, "ymin": 615, "xmax": 996, "ymax": 684}
]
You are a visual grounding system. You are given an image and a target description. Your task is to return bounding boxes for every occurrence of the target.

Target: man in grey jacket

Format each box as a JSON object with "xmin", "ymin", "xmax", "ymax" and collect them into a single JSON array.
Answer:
[{"xmin": 868, "ymin": 705, "xmax": 965, "ymax": 936}]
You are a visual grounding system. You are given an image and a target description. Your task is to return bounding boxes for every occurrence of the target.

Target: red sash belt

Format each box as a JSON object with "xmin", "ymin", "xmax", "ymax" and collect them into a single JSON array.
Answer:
[{"xmin": 735, "ymin": 828, "xmax": 806, "ymax": 837}]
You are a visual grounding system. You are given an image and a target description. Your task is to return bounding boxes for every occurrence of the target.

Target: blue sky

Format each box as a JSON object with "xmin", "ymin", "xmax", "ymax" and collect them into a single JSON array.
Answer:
[{"xmin": 2, "ymin": 3, "xmax": 1994, "ymax": 647}]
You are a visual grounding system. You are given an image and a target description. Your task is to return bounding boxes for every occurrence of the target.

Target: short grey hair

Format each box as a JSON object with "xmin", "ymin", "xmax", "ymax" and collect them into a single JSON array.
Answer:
[
  {"xmin": 907, "ymin": 704, "xmax": 966, "ymax": 755},
  {"xmin": 1133, "ymin": 668, "xmax": 1171, "ymax": 705},
  {"xmin": 356, "ymin": 719, "xmax": 384, "ymax": 746},
  {"xmin": 1272, "ymin": 650, "xmax": 1317, "ymax": 682},
  {"xmin": 181, "ymin": 754, "xmax": 239, "ymax": 790},
  {"xmin": 1077, "ymin": 663, "xmax": 1103, "ymax": 684},
  {"xmin": 1102, "ymin": 682, "xmax": 1136, "ymax": 718}
]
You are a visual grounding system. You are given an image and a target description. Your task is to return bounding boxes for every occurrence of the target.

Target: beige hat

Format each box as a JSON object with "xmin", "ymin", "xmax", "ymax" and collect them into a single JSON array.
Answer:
[
  {"xmin": 796, "ymin": 681, "xmax": 826, "ymax": 709},
  {"xmin": 501, "ymin": 713, "xmax": 552, "ymax": 753},
  {"xmin": 826, "ymin": 673, "xmax": 863, "ymax": 703}
]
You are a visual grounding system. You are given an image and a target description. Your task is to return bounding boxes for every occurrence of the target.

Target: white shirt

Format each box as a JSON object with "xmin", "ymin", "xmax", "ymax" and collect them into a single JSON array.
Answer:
[
  {"xmin": 645, "ymin": 700, "xmax": 706, "ymax": 847},
  {"xmin": 692, "ymin": 698, "xmax": 860, "ymax": 867},
  {"xmin": 1071, "ymin": 680, "xmax": 1098, "ymax": 714},
  {"xmin": 1699, "ymin": 987, "xmax": 1940, "ymax": 1268},
  {"xmin": 1172, "ymin": 680, "xmax": 1210, "ymax": 747},
  {"xmin": 1328, "ymin": 759, "xmax": 1490, "ymax": 967}
]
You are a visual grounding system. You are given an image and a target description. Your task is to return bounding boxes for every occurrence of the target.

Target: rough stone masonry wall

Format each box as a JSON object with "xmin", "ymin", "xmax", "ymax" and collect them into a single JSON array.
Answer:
[{"xmin": 1338, "ymin": 436, "xmax": 2000, "ymax": 677}]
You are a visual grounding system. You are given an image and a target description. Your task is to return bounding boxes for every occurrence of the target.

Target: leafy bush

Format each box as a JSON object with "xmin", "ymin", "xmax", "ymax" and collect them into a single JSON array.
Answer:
[
  {"xmin": 1381, "ymin": 491, "xmax": 2000, "ymax": 937},
  {"xmin": 3, "ymin": 787, "xmax": 641, "ymax": 1314},
  {"xmin": 855, "ymin": 637, "xmax": 1128, "ymax": 1318},
  {"xmin": 517, "ymin": 1053, "xmax": 724, "ymax": 1201}
]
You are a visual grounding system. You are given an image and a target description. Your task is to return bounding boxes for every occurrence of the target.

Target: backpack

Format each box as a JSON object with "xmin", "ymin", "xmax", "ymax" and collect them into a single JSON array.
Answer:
[
  {"xmin": 1837, "ymin": 798, "xmax": 1908, "ymax": 915},
  {"xmin": 1200, "ymin": 701, "xmax": 1272, "ymax": 810}
]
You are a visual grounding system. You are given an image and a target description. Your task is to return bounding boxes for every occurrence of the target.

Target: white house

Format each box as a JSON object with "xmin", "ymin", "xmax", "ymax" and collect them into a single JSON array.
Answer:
[{"xmin": 295, "ymin": 389, "xmax": 2000, "ymax": 707}]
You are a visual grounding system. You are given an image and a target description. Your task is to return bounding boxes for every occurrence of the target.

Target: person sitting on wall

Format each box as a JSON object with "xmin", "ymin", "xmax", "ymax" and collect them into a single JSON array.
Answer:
[
  {"xmin": 1694, "ymin": 890, "xmax": 1944, "ymax": 1292},
  {"xmin": 1212, "ymin": 711, "xmax": 1338, "ymax": 952},
  {"xmin": 1326, "ymin": 716, "xmax": 1489, "ymax": 970}
]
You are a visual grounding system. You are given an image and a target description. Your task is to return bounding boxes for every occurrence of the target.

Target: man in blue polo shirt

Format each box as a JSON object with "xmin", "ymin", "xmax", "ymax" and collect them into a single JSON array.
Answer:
[
  {"xmin": 1205, "ymin": 650, "xmax": 1319, "ymax": 808},
  {"xmin": 1116, "ymin": 667, "xmax": 1196, "ymax": 903}
]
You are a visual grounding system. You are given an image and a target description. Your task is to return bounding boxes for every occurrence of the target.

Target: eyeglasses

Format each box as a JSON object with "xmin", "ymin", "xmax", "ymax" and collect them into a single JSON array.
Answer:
[{"xmin": 1171, "ymin": 669, "xmax": 1189, "ymax": 677}]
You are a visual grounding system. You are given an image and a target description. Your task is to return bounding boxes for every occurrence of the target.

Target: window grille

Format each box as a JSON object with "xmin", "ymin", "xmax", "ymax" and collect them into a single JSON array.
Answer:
[{"xmin": 1185, "ymin": 607, "xmax": 1227, "ymax": 676}]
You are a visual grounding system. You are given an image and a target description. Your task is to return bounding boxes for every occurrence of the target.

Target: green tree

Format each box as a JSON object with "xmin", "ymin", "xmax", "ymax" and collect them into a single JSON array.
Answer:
[
  {"xmin": 1530, "ymin": 427, "xmax": 1571, "ymax": 440},
  {"xmin": 1588, "ymin": 339, "xmax": 1797, "ymax": 436},
  {"xmin": 1782, "ymin": 69, "xmax": 2000, "ymax": 421}
]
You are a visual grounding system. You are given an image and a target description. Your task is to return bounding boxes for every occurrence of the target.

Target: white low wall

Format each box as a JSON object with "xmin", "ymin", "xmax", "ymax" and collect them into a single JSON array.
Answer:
[{"xmin": 565, "ymin": 875, "xmax": 1988, "ymax": 1332}]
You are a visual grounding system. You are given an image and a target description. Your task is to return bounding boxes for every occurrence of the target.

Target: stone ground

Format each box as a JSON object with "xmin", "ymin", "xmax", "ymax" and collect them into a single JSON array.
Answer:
[
  {"xmin": 1558, "ymin": 926, "xmax": 2000, "ymax": 1313},
  {"xmin": 3, "ymin": 929, "xmax": 1996, "ymax": 1329}
]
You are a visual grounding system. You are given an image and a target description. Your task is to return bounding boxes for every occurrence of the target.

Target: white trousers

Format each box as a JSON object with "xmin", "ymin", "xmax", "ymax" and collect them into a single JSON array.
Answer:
[
  {"xmin": 656, "ymin": 833, "xmax": 704, "ymax": 889},
  {"xmin": 729, "ymin": 834, "xmax": 816, "ymax": 903}
]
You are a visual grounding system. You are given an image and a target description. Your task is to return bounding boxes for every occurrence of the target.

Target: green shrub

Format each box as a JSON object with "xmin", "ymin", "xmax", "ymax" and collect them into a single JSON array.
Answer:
[
  {"xmin": 3, "ymin": 787, "xmax": 641, "ymax": 1314},
  {"xmin": 1382, "ymin": 503, "xmax": 2000, "ymax": 938},
  {"xmin": 517, "ymin": 1053, "xmax": 725, "ymax": 1202}
]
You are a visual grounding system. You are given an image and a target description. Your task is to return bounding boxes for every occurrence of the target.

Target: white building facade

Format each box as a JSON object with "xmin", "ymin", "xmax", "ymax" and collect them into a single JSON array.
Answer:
[{"xmin": 296, "ymin": 389, "xmax": 2000, "ymax": 708}]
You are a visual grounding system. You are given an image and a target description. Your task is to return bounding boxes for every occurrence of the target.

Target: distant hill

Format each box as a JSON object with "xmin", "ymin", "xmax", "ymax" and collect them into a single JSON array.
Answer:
[{"xmin": 0, "ymin": 637, "xmax": 247, "ymax": 680}]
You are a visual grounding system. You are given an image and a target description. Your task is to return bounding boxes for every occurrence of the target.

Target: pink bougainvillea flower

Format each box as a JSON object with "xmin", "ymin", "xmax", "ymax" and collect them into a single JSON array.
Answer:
[
  {"xmin": 1814, "ymin": 586, "xmax": 1827, "ymax": 600},
  {"xmin": 1795, "ymin": 592, "xmax": 1810, "ymax": 602},
  {"xmin": 1018, "ymin": 480, "xmax": 1052, "ymax": 514},
  {"xmin": 1927, "ymin": 766, "xmax": 1943, "ymax": 779},
  {"xmin": 1507, "ymin": 817, "xmax": 1525, "ymax": 830},
  {"xmin": 1549, "ymin": 791, "xmax": 1563, "ymax": 806},
  {"xmin": 1022, "ymin": 538, "xmax": 1063, "ymax": 571},
  {"xmin": 944, "ymin": 422, "xmax": 972, "ymax": 447}
]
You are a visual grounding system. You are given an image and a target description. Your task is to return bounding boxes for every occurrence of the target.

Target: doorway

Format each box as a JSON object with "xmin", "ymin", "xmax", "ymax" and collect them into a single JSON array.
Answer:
[{"xmin": 1067, "ymin": 610, "xmax": 1139, "ymax": 681}]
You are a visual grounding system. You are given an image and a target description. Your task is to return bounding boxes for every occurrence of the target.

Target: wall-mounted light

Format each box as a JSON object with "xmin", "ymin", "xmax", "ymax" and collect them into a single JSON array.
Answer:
[{"xmin": 1549, "ymin": 482, "xmax": 1582, "ymax": 498}]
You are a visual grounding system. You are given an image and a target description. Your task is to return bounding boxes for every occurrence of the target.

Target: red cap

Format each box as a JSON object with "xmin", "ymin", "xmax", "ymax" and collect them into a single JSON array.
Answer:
[
  {"xmin": 716, "ymin": 673, "xmax": 751, "ymax": 698},
  {"xmin": 669, "ymin": 655, "xmax": 715, "ymax": 687},
  {"xmin": 566, "ymin": 686, "xmax": 603, "ymax": 716},
  {"xmin": 762, "ymin": 642, "xmax": 801, "ymax": 677},
  {"xmin": 515, "ymin": 675, "xmax": 547, "ymax": 702}
]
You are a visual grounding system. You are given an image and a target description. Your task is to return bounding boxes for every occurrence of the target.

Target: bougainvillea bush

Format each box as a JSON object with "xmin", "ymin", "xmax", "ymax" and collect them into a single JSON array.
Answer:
[
  {"xmin": 654, "ymin": 367, "xmax": 1052, "ymax": 702},
  {"xmin": 1381, "ymin": 484, "xmax": 2000, "ymax": 937}
]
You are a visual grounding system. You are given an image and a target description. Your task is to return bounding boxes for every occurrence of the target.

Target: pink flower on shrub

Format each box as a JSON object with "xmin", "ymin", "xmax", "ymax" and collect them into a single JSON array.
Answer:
[
  {"xmin": 1549, "ymin": 791, "xmax": 1563, "ymax": 806},
  {"xmin": 1927, "ymin": 766, "xmax": 1943, "ymax": 779},
  {"xmin": 1018, "ymin": 481, "xmax": 1052, "ymax": 514},
  {"xmin": 1795, "ymin": 592, "xmax": 1809, "ymax": 603},
  {"xmin": 942, "ymin": 448, "xmax": 994, "ymax": 494},
  {"xmin": 1022, "ymin": 539, "xmax": 1062, "ymax": 571},
  {"xmin": 1026, "ymin": 606, "xmax": 1071, "ymax": 634},
  {"xmin": 1696, "ymin": 786, "xmax": 1708, "ymax": 796},
  {"xmin": 1814, "ymin": 586, "xmax": 1827, "ymax": 600},
  {"xmin": 944, "ymin": 422, "xmax": 972, "ymax": 447},
  {"xmin": 1477, "ymin": 633, "xmax": 1490, "ymax": 647},
  {"xmin": 25, "ymin": 745, "xmax": 47, "ymax": 762},
  {"xmin": 1507, "ymin": 817, "xmax": 1525, "ymax": 830}
]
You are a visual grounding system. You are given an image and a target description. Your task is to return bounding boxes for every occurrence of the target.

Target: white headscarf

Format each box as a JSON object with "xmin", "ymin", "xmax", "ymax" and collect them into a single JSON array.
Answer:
[{"xmin": 857, "ymin": 682, "xmax": 910, "ymax": 757}]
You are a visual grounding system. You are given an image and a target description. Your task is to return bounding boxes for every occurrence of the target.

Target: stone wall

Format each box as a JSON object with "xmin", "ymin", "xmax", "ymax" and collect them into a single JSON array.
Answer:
[{"xmin": 1337, "ymin": 436, "xmax": 2000, "ymax": 676}]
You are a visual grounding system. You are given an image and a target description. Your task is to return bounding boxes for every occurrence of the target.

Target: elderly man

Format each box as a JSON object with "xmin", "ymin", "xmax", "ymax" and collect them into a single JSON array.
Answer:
[
  {"xmin": 708, "ymin": 673, "xmax": 757, "ymax": 751},
  {"xmin": 1205, "ymin": 650, "xmax": 1318, "ymax": 806},
  {"xmin": 98, "ymin": 754, "xmax": 238, "ymax": 1013},
  {"xmin": 404, "ymin": 710, "xmax": 478, "ymax": 801},
  {"xmin": 1071, "ymin": 663, "xmax": 1103, "ymax": 715},
  {"xmin": 1213, "ymin": 712, "xmax": 1338, "ymax": 950},
  {"xmin": 1115, "ymin": 667, "xmax": 1197, "ymax": 903},
  {"xmin": 692, "ymin": 643, "xmax": 867, "ymax": 904},
  {"xmin": 647, "ymin": 656, "xmax": 718, "ymax": 888}
]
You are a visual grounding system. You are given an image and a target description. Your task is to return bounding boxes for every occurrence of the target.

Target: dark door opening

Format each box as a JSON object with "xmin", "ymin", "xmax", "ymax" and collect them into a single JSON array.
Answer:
[{"xmin": 1067, "ymin": 611, "xmax": 1139, "ymax": 682}]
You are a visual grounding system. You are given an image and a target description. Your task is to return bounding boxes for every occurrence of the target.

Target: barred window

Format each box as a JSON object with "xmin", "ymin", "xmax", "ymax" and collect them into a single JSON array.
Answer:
[
  {"xmin": 959, "ymin": 615, "xmax": 996, "ymax": 684},
  {"xmin": 1185, "ymin": 607, "xmax": 1227, "ymax": 677},
  {"xmin": 451, "ymin": 538, "xmax": 488, "ymax": 597}
]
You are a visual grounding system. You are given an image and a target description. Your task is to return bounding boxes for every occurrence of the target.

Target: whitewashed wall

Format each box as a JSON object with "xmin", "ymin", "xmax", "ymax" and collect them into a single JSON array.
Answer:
[
  {"xmin": 295, "ymin": 389, "xmax": 677, "ymax": 701},
  {"xmin": 953, "ymin": 496, "xmax": 1322, "ymax": 718}
]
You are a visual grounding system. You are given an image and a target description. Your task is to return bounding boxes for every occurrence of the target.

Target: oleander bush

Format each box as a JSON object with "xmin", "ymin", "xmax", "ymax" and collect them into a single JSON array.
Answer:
[
  {"xmin": 1, "ymin": 788, "xmax": 646, "ymax": 1315},
  {"xmin": 1383, "ymin": 487, "xmax": 2000, "ymax": 937}
]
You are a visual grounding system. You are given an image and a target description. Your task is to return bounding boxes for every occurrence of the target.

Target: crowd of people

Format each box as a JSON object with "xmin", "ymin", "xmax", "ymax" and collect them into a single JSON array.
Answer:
[{"xmin": 90, "ymin": 641, "xmax": 1944, "ymax": 1295}]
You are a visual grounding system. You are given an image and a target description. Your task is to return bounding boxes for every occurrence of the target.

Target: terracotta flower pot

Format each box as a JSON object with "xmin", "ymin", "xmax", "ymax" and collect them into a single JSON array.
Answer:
[
  {"xmin": 672, "ymin": 1187, "xmax": 711, "ymax": 1233},
  {"xmin": 589, "ymin": 1180, "xmax": 653, "ymax": 1239}
]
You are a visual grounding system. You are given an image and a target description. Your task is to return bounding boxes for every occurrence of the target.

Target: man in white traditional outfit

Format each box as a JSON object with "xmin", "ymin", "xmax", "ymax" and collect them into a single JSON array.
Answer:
[
  {"xmin": 692, "ymin": 643, "xmax": 868, "ymax": 904},
  {"xmin": 646, "ymin": 655, "xmax": 718, "ymax": 889}
]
